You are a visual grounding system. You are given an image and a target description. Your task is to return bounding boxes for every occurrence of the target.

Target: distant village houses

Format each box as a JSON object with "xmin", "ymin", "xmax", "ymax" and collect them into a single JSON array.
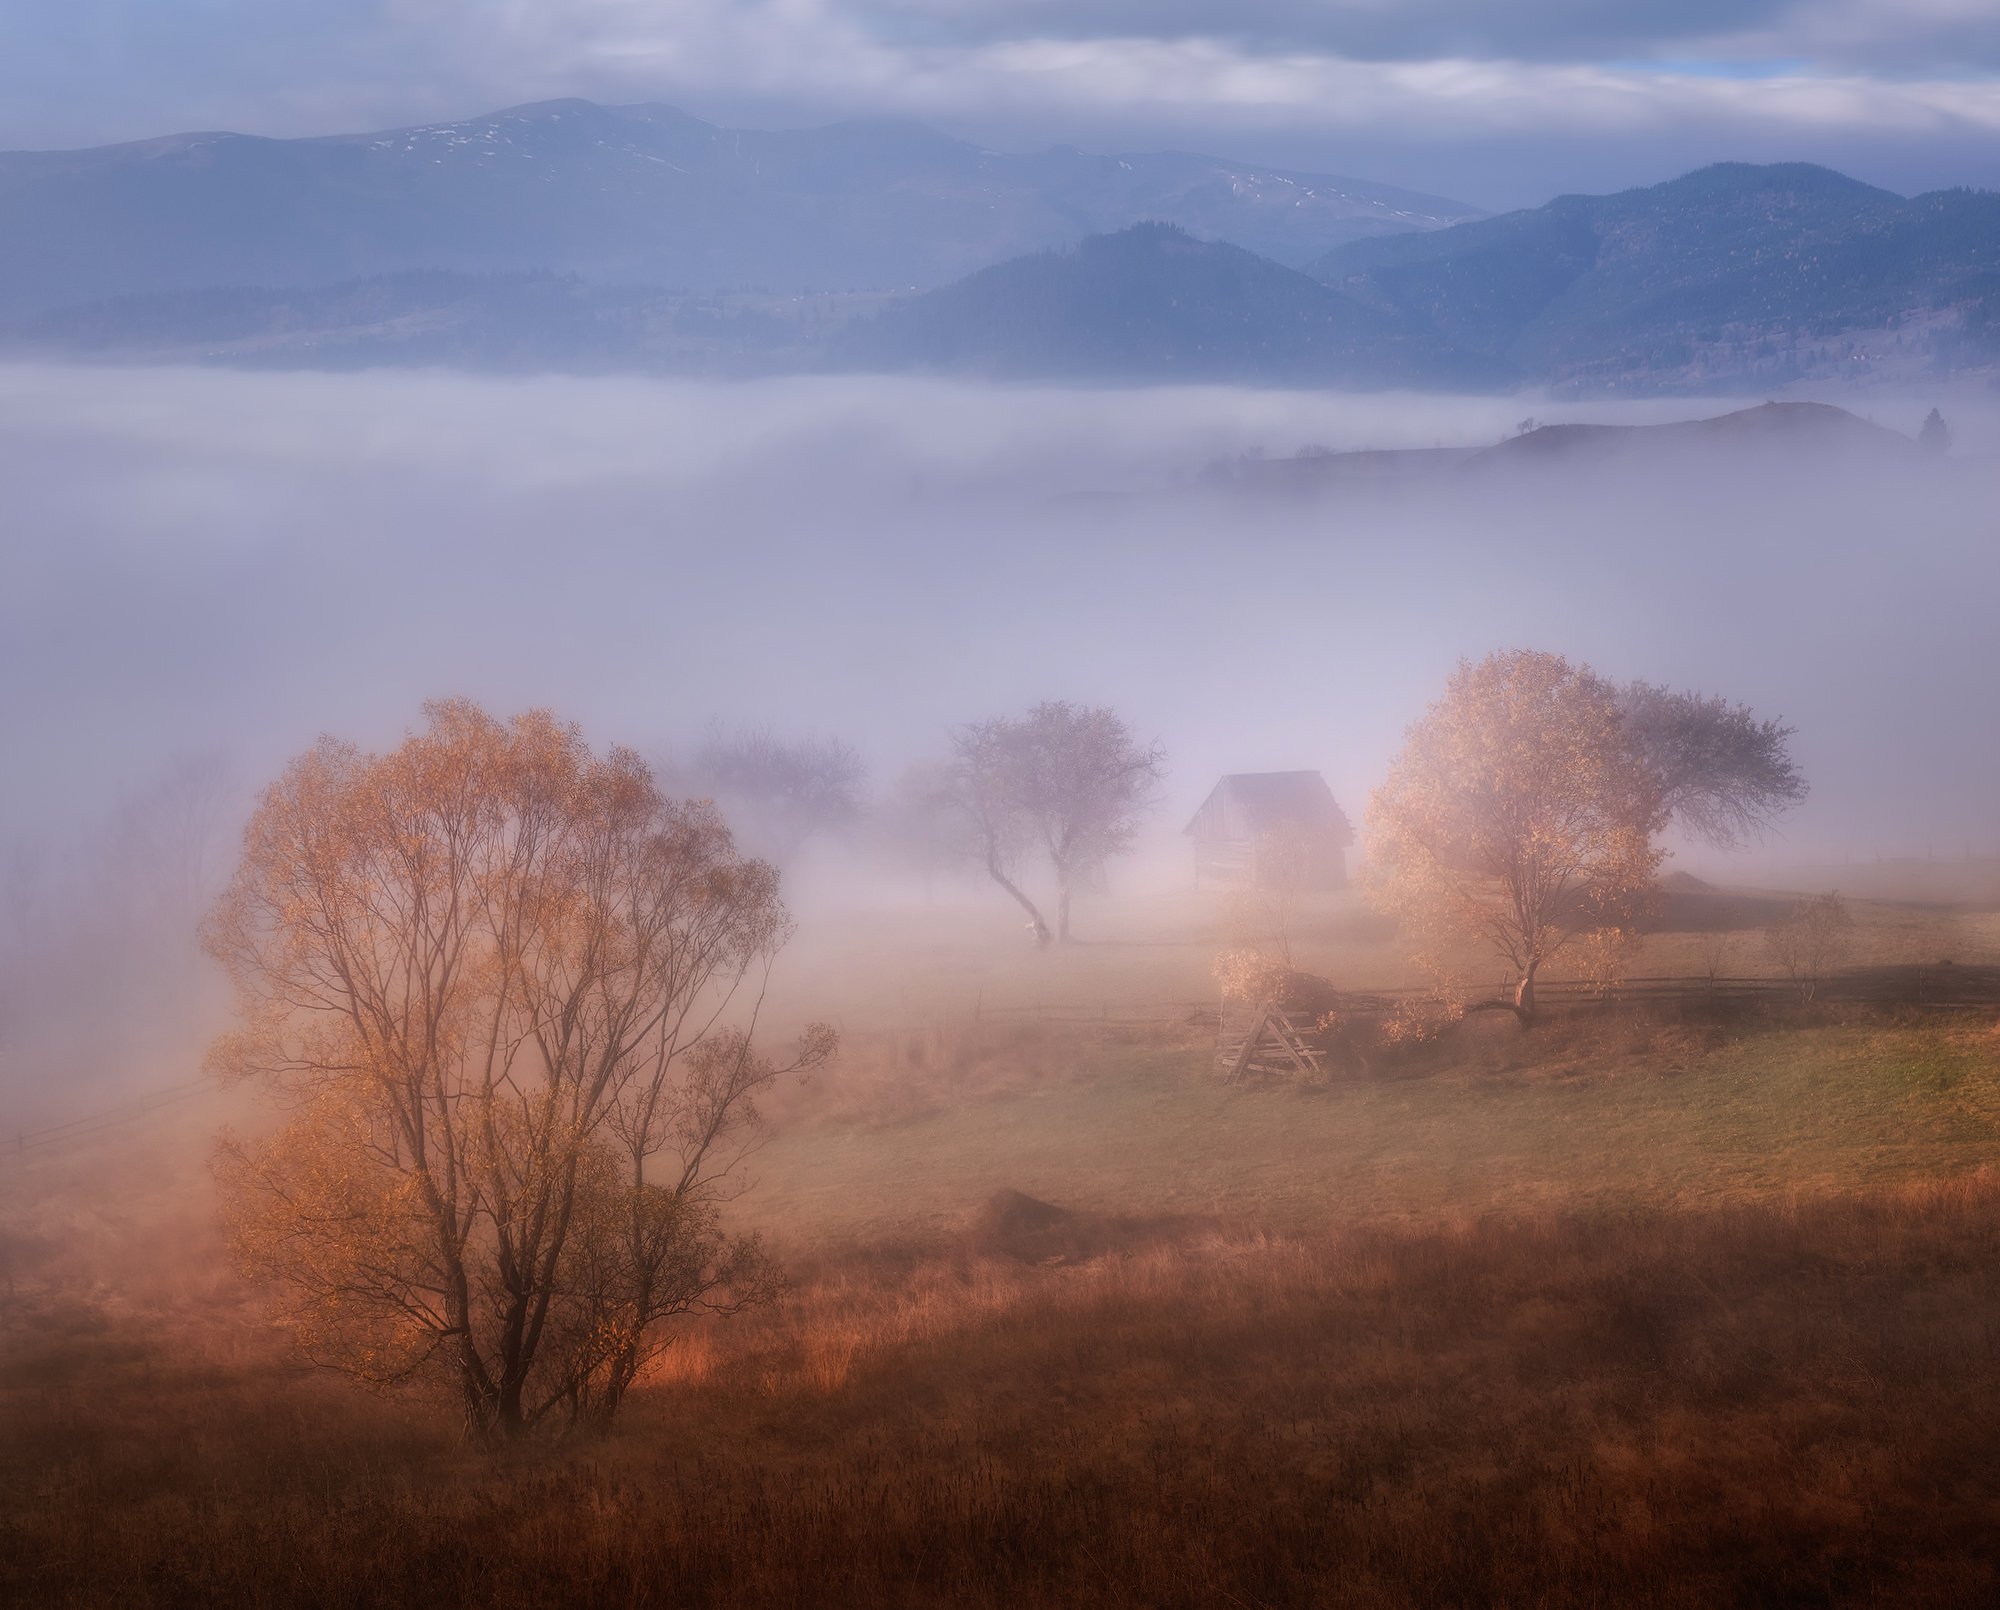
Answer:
[{"xmin": 1184, "ymin": 771, "xmax": 1353, "ymax": 889}]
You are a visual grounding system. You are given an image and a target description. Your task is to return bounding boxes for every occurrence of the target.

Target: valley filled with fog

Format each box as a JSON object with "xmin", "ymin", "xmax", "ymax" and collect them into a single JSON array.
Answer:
[
  {"xmin": 5, "ymin": 364, "xmax": 1994, "ymax": 855},
  {"xmin": 4, "ymin": 362, "xmax": 1996, "ymax": 1121}
]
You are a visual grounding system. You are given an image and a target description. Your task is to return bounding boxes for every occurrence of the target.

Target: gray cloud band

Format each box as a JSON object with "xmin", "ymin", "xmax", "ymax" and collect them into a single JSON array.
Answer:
[
  {"xmin": 1, "ymin": 0, "xmax": 1998, "ymax": 161},
  {"xmin": 860, "ymin": 0, "xmax": 1796, "ymax": 64}
]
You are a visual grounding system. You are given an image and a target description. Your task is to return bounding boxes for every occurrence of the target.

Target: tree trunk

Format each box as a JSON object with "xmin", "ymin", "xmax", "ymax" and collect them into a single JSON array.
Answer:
[
  {"xmin": 1514, "ymin": 960, "xmax": 1540, "ymax": 1024},
  {"xmin": 1057, "ymin": 875, "xmax": 1073, "ymax": 944},
  {"xmin": 985, "ymin": 852, "xmax": 1051, "ymax": 946}
]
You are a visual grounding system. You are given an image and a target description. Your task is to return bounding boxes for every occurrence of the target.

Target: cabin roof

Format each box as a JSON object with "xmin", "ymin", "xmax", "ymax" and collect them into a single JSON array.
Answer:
[{"xmin": 1183, "ymin": 771, "xmax": 1353, "ymax": 843}]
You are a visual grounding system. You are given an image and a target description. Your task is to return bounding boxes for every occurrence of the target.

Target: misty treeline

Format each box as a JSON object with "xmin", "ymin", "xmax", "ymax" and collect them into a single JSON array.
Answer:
[
  {"xmin": 0, "ymin": 663, "xmax": 1804, "ymax": 1091},
  {"xmin": 188, "ymin": 698, "xmax": 1164, "ymax": 1438},
  {"xmin": 11, "ymin": 653, "xmax": 1803, "ymax": 1440},
  {"xmin": 664, "ymin": 706, "xmax": 1167, "ymax": 948}
]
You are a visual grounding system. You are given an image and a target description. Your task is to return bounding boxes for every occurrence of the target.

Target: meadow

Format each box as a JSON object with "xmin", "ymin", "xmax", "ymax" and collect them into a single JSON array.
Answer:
[{"xmin": 4, "ymin": 880, "xmax": 1999, "ymax": 1607}]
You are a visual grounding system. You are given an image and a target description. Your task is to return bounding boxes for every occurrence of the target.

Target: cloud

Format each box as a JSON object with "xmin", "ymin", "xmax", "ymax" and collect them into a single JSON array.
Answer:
[
  {"xmin": 863, "ymin": 0, "xmax": 1801, "ymax": 66},
  {"xmin": 370, "ymin": 2, "xmax": 2000, "ymax": 137},
  {"xmin": 0, "ymin": 1, "xmax": 1996, "ymax": 206},
  {"xmin": 1, "ymin": 0, "xmax": 1997, "ymax": 143}
]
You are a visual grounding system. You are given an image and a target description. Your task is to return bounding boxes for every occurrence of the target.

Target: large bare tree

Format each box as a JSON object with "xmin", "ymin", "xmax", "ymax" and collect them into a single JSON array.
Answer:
[
  {"xmin": 950, "ymin": 701, "xmax": 1164, "ymax": 945},
  {"xmin": 206, "ymin": 700, "xmax": 832, "ymax": 1439}
]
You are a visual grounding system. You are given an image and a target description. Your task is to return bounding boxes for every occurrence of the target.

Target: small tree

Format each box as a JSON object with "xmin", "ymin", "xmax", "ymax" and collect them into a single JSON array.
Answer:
[
  {"xmin": 207, "ymin": 701, "xmax": 833, "ymax": 1440},
  {"xmin": 1696, "ymin": 927, "xmax": 1736, "ymax": 996},
  {"xmin": 950, "ymin": 701, "xmax": 1164, "ymax": 945},
  {"xmin": 1919, "ymin": 408, "xmax": 1952, "ymax": 454},
  {"xmin": 1367, "ymin": 651, "xmax": 1664, "ymax": 1021},
  {"xmin": 1764, "ymin": 891, "xmax": 1854, "ymax": 1001},
  {"xmin": 1225, "ymin": 820, "xmax": 1319, "ymax": 970},
  {"xmin": 688, "ymin": 728, "xmax": 864, "ymax": 865}
]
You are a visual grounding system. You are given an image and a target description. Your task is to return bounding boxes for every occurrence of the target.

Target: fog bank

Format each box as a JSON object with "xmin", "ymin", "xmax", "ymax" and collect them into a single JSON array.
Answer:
[{"xmin": 3, "ymin": 363, "xmax": 1997, "ymax": 1111}]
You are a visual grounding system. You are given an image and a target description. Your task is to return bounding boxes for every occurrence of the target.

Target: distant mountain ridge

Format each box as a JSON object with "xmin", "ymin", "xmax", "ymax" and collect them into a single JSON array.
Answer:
[
  {"xmin": 0, "ymin": 98, "xmax": 1481, "ymax": 318},
  {"xmin": 839, "ymin": 223, "xmax": 1498, "ymax": 386},
  {"xmin": 1310, "ymin": 163, "xmax": 2000, "ymax": 391},
  {"xmin": 8, "ymin": 159, "xmax": 1995, "ymax": 394}
]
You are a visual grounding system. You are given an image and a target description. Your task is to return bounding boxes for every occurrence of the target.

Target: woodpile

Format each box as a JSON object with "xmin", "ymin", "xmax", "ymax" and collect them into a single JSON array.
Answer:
[{"xmin": 1217, "ymin": 1001, "xmax": 1326, "ymax": 1083}]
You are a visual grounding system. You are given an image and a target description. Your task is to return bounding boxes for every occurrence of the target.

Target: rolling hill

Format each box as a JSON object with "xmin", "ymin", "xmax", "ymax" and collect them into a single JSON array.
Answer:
[
  {"xmin": 839, "ymin": 223, "xmax": 1498, "ymax": 386},
  {"xmin": 0, "ymin": 99, "xmax": 1481, "ymax": 319}
]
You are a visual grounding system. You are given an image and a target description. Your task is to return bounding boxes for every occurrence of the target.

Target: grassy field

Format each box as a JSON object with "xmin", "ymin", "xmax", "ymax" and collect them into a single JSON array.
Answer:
[
  {"xmin": 744, "ymin": 1013, "xmax": 2000, "ymax": 1245},
  {"xmin": 4, "ymin": 883, "xmax": 2000, "ymax": 1606}
]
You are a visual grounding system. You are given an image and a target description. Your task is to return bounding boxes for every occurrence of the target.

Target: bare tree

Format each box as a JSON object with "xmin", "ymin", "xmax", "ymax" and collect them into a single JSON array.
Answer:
[
  {"xmin": 1763, "ymin": 891, "xmax": 1855, "ymax": 1001},
  {"xmin": 950, "ymin": 728, "xmax": 1055, "ymax": 946},
  {"xmin": 1696, "ymin": 927, "xmax": 1736, "ymax": 996},
  {"xmin": 687, "ymin": 727, "xmax": 865, "ymax": 865},
  {"xmin": 950, "ymin": 701, "xmax": 1165, "ymax": 945},
  {"xmin": 1226, "ymin": 820, "xmax": 1319, "ymax": 970},
  {"xmin": 1618, "ymin": 684, "xmax": 1807, "ymax": 850},
  {"xmin": 206, "ymin": 700, "xmax": 833, "ymax": 1440}
]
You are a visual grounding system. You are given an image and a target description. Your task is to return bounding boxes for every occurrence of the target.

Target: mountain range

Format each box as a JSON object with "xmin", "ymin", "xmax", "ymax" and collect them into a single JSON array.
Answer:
[
  {"xmin": 0, "ymin": 98, "xmax": 1479, "ymax": 319},
  {"xmin": 4, "ymin": 115, "xmax": 1995, "ymax": 394},
  {"xmin": 836, "ymin": 162, "xmax": 2000, "ymax": 390},
  {"xmin": 1310, "ymin": 162, "xmax": 2000, "ymax": 392}
]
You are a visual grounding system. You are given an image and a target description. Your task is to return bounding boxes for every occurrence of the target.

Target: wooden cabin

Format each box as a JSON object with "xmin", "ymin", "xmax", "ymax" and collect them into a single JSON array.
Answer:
[{"xmin": 1183, "ymin": 771, "xmax": 1353, "ymax": 889}]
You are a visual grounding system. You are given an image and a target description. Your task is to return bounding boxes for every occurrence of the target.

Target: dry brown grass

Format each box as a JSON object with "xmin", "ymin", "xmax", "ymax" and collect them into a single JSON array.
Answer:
[
  {"xmin": 5, "ymin": 882, "xmax": 2000, "ymax": 1607},
  {"xmin": 5, "ymin": 1175, "xmax": 2000, "ymax": 1607}
]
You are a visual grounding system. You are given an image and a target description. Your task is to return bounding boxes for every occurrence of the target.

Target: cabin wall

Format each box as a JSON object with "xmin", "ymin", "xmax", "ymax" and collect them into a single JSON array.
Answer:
[
  {"xmin": 1192, "ymin": 830, "xmax": 1346, "ymax": 888},
  {"xmin": 1253, "ymin": 833, "xmax": 1346, "ymax": 891},
  {"xmin": 1193, "ymin": 837, "xmax": 1255, "ymax": 885}
]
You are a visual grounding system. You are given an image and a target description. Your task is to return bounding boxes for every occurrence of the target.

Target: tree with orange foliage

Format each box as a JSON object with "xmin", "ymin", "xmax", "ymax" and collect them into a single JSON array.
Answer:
[
  {"xmin": 1366, "ymin": 651, "xmax": 1665, "ymax": 1021},
  {"xmin": 205, "ymin": 700, "xmax": 833, "ymax": 1439}
]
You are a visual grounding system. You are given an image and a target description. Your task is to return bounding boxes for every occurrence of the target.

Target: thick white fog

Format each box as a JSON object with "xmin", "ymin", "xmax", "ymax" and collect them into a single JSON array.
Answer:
[
  {"xmin": 3, "ymin": 362, "xmax": 1997, "ymax": 1114},
  {"xmin": 4, "ymin": 363, "xmax": 1994, "ymax": 848}
]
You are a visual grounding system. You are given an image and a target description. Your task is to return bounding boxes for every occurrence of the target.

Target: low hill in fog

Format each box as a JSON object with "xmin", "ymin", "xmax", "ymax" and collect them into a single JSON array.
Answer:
[
  {"xmin": 1211, "ymin": 400, "xmax": 1926, "ymax": 493},
  {"xmin": 1473, "ymin": 399, "xmax": 1922, "ymax": 466}
]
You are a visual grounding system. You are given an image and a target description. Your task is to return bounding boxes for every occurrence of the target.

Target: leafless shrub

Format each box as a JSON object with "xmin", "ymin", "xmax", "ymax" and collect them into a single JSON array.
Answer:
[{"xmin": 1764, "ymin": 891, "xmax": 1856, "ymax": 1001}]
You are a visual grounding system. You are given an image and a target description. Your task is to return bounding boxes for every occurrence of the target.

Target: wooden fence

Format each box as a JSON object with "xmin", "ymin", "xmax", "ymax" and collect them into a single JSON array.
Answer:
[
  {"xmin": 2, "ymin": 1075, "xmax": 214, "ymax": 1164},
  {"xmin": 973, "ymin": 998, "xmax": 1218, "ymax": 1026},
  {"xmin": 968, "ymin": 963, "xmax": 2000, "ymax": 1027},
  {"xmin": 7, "ymin": 964, "xmax": 1995, "ymax": 1160}
]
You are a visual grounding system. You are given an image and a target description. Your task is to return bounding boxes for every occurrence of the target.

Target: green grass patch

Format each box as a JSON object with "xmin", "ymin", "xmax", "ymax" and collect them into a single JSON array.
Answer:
[{"xmin": 740, "ymin": 1018, "xmax": 2000, "ymax": 1244}]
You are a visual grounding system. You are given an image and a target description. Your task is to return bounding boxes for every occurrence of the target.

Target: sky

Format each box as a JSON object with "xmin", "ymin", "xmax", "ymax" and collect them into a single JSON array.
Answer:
[{"xmin": 1, "ymin": 1, "xmax": 1998, "ymax": 208}]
